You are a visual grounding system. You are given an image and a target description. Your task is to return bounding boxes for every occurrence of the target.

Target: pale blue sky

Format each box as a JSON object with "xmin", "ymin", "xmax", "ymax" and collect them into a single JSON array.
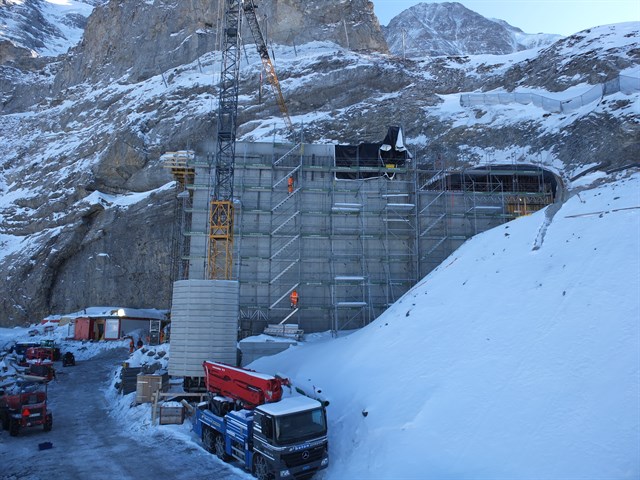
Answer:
[{"xmin": 373, "ymin": 0, "xmax": 640, "ymax": 35}]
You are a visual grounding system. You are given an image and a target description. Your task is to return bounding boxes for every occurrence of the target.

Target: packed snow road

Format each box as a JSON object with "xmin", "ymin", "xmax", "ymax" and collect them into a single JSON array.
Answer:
[{"xmin": 0, "ymin": 347, "xmax": 246, "ymax": 480}]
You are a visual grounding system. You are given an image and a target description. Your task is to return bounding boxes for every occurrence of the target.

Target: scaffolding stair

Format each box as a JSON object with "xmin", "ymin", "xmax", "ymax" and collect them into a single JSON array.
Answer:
[
  {"xmin": 419, "ymin": 170, "xmax": 447, "ymax": 189},
  {"xmin": 279, "ymin": 308, "xmax": 299, "ymax": 325},
  {"xmin": 273, "ymin": 165, "xmax": 301, "ymax": 188},
  {"xmin": 272, "ymin": 189, "xmax": 301, "ymax": 212},
  {"xmin": 271, "ymin": 211, "xmax": 299, "ymax": 235},
  {"xmin": 269, "ymin": 261, "xmax": 299, "ymax": 285},
  {"xmin": 420, "ymin": 213, "xmax": 446, "ymax": 237},
  {"xmin": 269, "ymin": 283, "xmax": 300, "ymax": 310},
  {"xmin": 270, "ymin": 235, "xmax": 300, "ymax": 260},
  {"xmin": 273, "ymin": 143, "xmax": 302, "ymax": 167},
  {"xmin": 425, "ymin": 236, "xmax": 447, "ymax": 256},
  {"xmin": 419, "ymin": 190, "xmax": 446, "ymax": 214}
]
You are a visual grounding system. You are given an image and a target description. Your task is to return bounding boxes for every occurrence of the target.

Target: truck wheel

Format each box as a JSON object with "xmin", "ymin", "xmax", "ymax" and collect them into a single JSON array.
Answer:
[
  {"xmin": 253, "ymin": 454, "xmax": 274, "ymax": 480},
  {"xmin": 44, "ymin": 413, "xmax": 53, "ymax": 432},
  {"xmin": 9, "ymin": 417, "xmax": 19, "ymax": 437},
  {"xmin": 202, "ymin": 426, "xmax": 215, "ymax": 453},
  {"xmin": 214, "ymin": 433, "xmax": 230, "ymax": 461}
]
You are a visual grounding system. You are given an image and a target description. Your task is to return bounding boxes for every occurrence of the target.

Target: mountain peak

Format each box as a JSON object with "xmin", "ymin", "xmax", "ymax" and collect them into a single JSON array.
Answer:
[{"xmin": 382, "ymin": 1, "xmax": 561, "ymax": 57}]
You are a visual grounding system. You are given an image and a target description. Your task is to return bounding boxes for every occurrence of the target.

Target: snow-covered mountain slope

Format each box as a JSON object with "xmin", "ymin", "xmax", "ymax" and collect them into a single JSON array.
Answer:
[
  {"xmin": 383, "ymin": 2, "xmax": 561, "ymax": 57},
  {"xmin": 0, "ymin": 0, "xmax": 637, "ymax": 327},
  {"xmin": 0, "ymin": 0, "xmax": 96, "ymax": 57},
  {"xmin": 252, "ymin": 172, "xmax": 640, "ymax": 479}
]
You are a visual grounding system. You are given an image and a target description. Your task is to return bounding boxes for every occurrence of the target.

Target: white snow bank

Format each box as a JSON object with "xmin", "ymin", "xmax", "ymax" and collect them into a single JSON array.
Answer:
[{"xmin": 250, "ymin": 173, "xmax": 640, "ymax": 480}]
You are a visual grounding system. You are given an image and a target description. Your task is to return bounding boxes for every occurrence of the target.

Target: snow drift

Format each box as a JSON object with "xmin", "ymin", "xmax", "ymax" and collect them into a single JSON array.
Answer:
[{"xmin": 251, "ymin": 173, "xmax": 640, "ymax": 480}]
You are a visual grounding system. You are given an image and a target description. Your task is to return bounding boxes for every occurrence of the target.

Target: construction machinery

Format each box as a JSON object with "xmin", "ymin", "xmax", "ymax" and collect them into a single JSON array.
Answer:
[
  {"xmin": 208, "ymin": 0, "xmax": 292, "ymax": 280},
  {"xmin": 62, "ymin": 352, "xmax": 76, "ymax": 367},
  {"xmin": 0, "ymin": 381, "xmax": 53, "ymax": 436},
  {"xmin": 168, "ymin": 0, "xmax": 293, "ymax": 389},
  {"xmin": 194, "ymin": 361, "xmax": 329, "ymax": 480},
  {"xmin": 25, "ymin": 343, "xmax": 61, "ymax": 362}
]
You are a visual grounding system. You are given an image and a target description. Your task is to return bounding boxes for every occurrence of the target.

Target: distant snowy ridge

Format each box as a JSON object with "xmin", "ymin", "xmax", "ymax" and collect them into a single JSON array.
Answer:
[
  {"xmin": 0, "ymin": 0, "xmax": 95, "ymax": 57},
  {"xmin": 383, "ymin": 2, "xmax": 562, "ymax": 57}
]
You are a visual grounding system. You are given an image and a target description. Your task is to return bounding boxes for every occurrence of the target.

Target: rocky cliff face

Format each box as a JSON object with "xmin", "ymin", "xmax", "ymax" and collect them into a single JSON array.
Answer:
[
  {"xmin": 54, "ymin": 0, "xmax": 387, "ymax": 90},
  {"xmin": 0, "ymin": 0, "xmax": 637, "ymax": 326}
]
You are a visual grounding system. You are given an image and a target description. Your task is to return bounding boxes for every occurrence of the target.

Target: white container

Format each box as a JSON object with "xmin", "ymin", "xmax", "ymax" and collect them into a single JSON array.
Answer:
[{"xmin": 169, "ymin": 279, "xmax": 239, "ymax": 377}]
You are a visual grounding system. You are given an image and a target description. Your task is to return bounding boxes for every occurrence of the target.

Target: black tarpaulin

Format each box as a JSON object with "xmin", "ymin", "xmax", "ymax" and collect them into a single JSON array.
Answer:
[
  {"xmin": 380, "ymin": 126, "xmax": 411, "ymax": 166},
  {"xmin": 334, "ymin": 126, "xmax": 411, "ymax": 179}
]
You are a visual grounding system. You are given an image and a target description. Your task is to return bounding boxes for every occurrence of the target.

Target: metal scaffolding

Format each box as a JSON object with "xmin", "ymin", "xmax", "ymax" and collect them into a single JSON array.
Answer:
[
  {"xmin": 381, "ymin": 177, "xmax": 418, "ymax": 307},
  {"xmin": 168, "ymin": 142, "xmax": 556, "ymax": 338},
  {"xmin": 269, "ymin": 143, "xmax": 303, "ymax": 323},
  {"xmin": 331, "ymin": 180, "xmax": 371, "ymax": 334}
]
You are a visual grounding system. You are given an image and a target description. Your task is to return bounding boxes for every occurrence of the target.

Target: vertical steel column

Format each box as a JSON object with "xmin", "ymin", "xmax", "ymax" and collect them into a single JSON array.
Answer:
[{"xmin": 208, "ymin": 0, "xmax": 243, "ymax": 280}]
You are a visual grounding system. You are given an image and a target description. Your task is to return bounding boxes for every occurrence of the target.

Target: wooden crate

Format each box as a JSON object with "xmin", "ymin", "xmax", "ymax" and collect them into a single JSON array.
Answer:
[
  {"xmin": 135, "ymin": 372, "xmax": 168, "ymax": 404},
  {"xmin": 159, "ymin": 404, "xmax": 185, "ymax": 425}
]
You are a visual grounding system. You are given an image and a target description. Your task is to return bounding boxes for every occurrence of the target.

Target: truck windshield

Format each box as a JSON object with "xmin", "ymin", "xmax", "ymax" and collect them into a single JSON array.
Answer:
[{"xmin": 275, "ymin": 408, "xmax": 327, "ymax": 445}]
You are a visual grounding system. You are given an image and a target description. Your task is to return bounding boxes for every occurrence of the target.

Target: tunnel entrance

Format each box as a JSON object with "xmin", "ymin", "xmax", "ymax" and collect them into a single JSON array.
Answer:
[{"xmin": 425, "ymin": 164, "xmax": 557, "ymax": 217}]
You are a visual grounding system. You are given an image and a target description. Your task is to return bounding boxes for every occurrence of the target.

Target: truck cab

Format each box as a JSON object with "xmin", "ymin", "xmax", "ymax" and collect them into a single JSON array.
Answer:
[
  {"xmin": 194, "ymin": 394, "xmax": 328, "ymax": 480},
  {"xmin": 0, "ymin": 382, "xmax": 52, "ymax": 436},
  {"xmin": 253, "ymin": 396, "xmax": 329, "ymax": 480}
]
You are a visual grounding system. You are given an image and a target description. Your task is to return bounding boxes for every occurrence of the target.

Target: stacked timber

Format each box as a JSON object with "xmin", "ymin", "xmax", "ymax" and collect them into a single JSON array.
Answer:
[{"xmin": 118, "ymin": 364, "xmax": 142, "ymax": 394}]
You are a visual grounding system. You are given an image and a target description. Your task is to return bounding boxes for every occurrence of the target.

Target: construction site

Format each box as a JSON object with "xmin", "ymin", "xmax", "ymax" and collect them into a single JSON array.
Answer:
[
  {"xmin": 162, "ymin": 0, "xmax": 558, "ymax": 377},
  {"xmin": 164, "ymin": 137, "xmax": 557, "ymax": 337}
]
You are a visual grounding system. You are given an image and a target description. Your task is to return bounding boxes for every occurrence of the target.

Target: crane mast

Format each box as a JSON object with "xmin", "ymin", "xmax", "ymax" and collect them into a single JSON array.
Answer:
[
  {"xmin": 208, "ymin": 0, "xmax": 243, "ymax": 280},
  {"xmin": 209, "ymin": 0, "xmax": 291, "ymax": 280}
]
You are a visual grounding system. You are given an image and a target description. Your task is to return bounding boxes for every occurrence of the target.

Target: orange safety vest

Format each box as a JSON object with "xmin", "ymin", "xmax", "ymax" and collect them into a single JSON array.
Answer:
[{"xmin": 290, "ymin": 290, "xmax": 299, "ymax": 304}]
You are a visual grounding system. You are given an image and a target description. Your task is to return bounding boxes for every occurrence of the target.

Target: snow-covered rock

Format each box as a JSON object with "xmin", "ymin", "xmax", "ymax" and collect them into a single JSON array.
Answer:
[{"xmin": 382, "ymin": 2, "xmax": 561, "ymax": 57}]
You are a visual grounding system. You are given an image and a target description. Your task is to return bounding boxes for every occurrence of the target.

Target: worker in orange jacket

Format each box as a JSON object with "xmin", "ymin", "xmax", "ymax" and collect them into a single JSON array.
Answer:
[
  {"xmin": 290, "ymin": 289, "xmax": 299, "ymax": 309},
  {"xmin": 288, "ymin": 176, "xmax": 294, "ymax": 194}
]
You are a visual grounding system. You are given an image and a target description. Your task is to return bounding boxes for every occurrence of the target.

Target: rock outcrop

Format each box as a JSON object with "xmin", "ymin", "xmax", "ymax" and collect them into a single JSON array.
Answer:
[{"xmin": 54, "ymin": 0, "xmax": 387, "ymax": 90}]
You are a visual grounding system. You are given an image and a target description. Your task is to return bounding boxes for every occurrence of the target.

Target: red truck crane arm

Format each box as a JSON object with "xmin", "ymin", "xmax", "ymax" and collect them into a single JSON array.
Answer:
[{"xmin": 203, "ymin": 361, "xmax": 289, "ymax": 409}]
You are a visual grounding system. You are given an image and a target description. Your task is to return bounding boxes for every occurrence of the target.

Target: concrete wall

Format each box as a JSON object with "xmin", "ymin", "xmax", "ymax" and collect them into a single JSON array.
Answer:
[{"xmin": 229, "ymin": 141, "xmax": 420, "ymax": 334}]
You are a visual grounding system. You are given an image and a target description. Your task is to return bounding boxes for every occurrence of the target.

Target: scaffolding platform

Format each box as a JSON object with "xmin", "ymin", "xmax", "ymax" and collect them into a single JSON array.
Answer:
[{"xmin": 263, "ymin": 324, "xmax": 304, "ymax": 341}]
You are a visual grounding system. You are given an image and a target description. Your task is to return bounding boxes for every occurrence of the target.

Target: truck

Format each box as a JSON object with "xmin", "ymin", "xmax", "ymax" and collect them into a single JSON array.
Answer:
[{"xmin": 193, "ymin": 361, "xmax": 329, "ymax": 480}]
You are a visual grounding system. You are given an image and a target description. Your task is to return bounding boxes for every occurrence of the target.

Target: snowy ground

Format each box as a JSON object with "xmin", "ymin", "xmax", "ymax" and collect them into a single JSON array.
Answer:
[
  {"xmin": 1, "ymin": 172, "xmax": 639, "ymax": 479},
  {"xmin": 250, "ymin": 172, "xmax": 640, "ymax": 480}
]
